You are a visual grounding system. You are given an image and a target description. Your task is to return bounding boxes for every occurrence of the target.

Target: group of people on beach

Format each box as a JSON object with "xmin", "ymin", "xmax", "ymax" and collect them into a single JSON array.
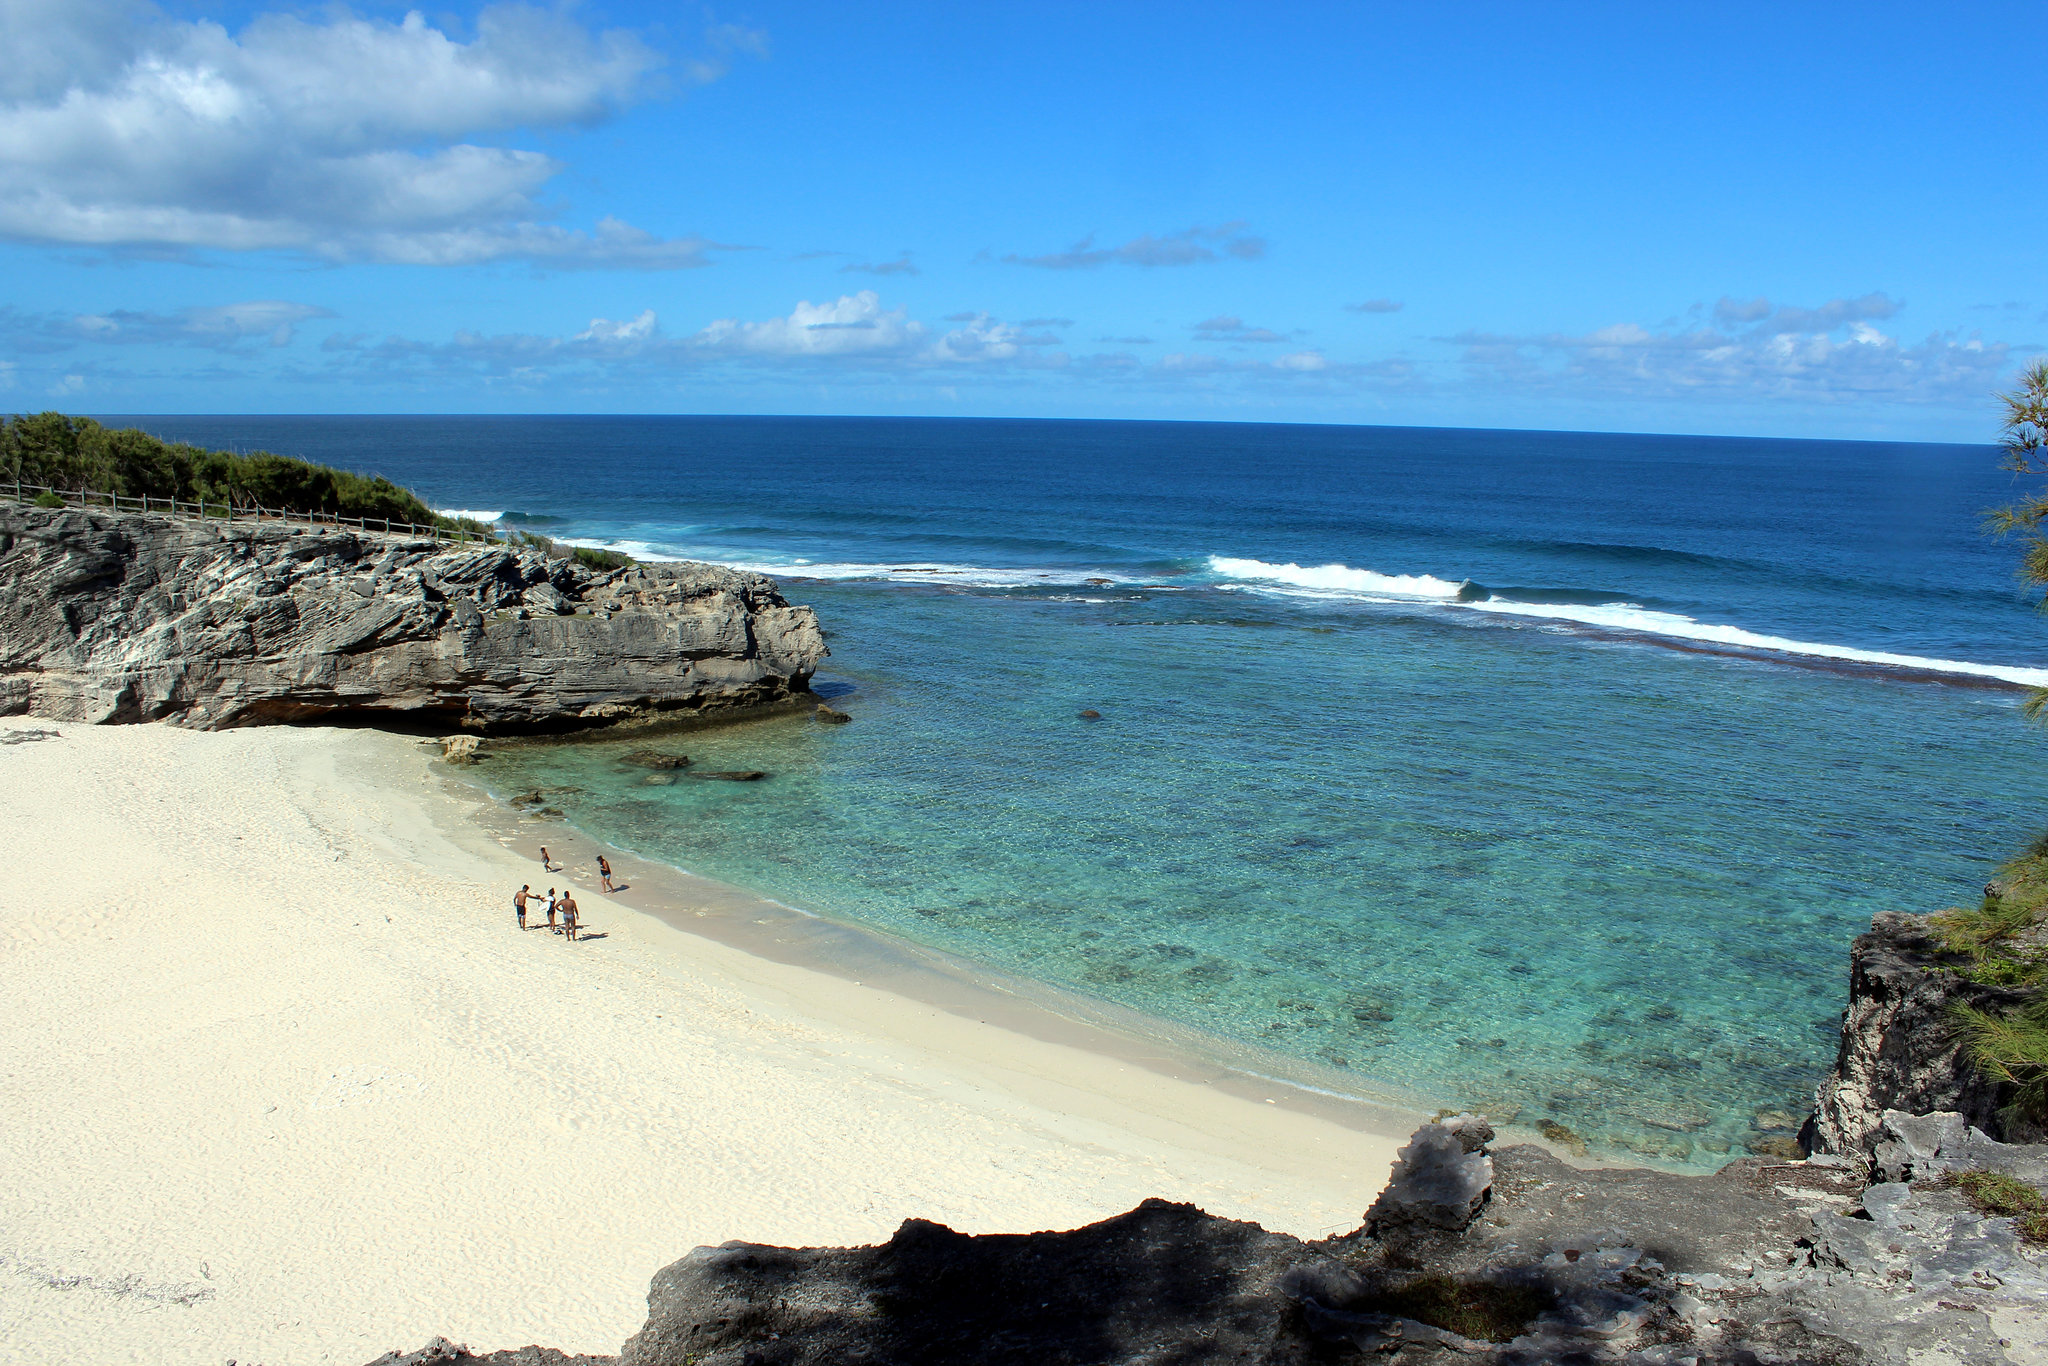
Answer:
[{"xmin": 513, "ymin": 850, "xmax": 617, "ymax": 943}]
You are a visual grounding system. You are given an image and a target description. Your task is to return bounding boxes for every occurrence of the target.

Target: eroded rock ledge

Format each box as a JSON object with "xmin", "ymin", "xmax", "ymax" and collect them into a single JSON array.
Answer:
[
  {"xmin": 369, "ymin": 1109, "xmax": 2046, "ymax": 1366},
  {"xmin": 0, "ymin": 505, "xmax": 827, "ymax": 731}
]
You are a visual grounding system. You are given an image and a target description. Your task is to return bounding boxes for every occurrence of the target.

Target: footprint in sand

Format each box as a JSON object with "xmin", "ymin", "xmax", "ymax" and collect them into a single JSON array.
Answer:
[{"xmin": 308, "ymin": 1065, "xmax": 424, "ymax": 1111}]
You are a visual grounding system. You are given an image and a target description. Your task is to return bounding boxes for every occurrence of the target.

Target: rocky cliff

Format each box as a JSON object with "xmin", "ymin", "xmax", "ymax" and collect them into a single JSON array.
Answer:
[
  {"xmin": 1809, "ymin": 911, "xmax": 2043, "ymax": 1156},
  {"xmin": 0, "ymin": 505, "xmax": 827, "ymax": 731},
  {"xmin": 369, "ymin": 1111, "xmax": 2048, "ymax": 1366}
]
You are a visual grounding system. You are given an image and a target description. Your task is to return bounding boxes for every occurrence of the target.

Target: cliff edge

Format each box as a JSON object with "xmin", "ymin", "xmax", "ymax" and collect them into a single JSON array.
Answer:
[
  {"xmin": 0, "ymin": 505, "xmax": 827, "ymax": 731},
  {"xmin": 1809, "ymin": 911, "xmax": 2043, "ymax": 1156}
]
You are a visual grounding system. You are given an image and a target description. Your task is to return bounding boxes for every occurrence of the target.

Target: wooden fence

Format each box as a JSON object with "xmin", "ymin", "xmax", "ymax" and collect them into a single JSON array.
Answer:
[{"xmin": 3, "ymin": 481, "xmax": 501, "ymax": 545}]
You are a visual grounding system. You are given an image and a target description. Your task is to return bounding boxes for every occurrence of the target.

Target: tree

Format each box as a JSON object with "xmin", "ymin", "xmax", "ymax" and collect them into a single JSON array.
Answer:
[{"xmin": 1990, "ymin": 358, "xmax": 2048, "ymax": 718}]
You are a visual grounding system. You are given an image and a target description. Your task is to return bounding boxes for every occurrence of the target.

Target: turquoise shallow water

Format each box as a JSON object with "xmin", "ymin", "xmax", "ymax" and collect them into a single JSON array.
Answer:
[
  {"xmin": 120, "ymin": 415, "xmax": 2048, "ymax": 1166},
  {"xmin": 477, "ymin": 581, "xmax": 2036, "ymax": 1166}
]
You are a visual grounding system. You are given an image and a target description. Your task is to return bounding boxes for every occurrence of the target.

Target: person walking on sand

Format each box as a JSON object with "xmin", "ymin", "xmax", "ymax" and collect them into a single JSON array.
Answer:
[
  {"xmin": 597, "ymin": 854, "xmax": 615, "ymax": 893},
  {"xmin": 545, "ymin": 888, "xmax": 559, "ymax": 933},
  {"xmin": 561, "ymin": 891, "xmax": 580, "ymax": 942},
  {"xmin": 514, "ymin": 884, "xmax": 530, "ymax": 931},
  {"xmin": 540, "ymin": 845, "xmax": 557, "ymax": 872}
]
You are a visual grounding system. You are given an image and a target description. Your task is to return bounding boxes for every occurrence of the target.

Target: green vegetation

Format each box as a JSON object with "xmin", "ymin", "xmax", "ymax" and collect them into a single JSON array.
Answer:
[
  {"xmin": 1, "ymin": 412, "xmax": 489, "ymax": 535},
  {"xmin": 572, "ymin": 545, "xmax": 632, "ymax": 571},
  {"xmin": 1935, "ymin": 836, "xmax": 2048, "ymax": 1128},
  {"xmin": 1350, "ymin": 1273, "xmax": 1551, "ymax": 1343},
  {"xmin": 1948, "ymin": 374, "xmax": 2048, "ymax": 1132},
  {"xmin": 1944, "ymin": 1170, "xmax": 2048, "ymax": 1243},
  {"xmin": 508, "ymin": 527, "xmax": 633, "ymax": 571},
  {"xmin": 1989, "ymin": 359, "xmax": 2048, "ymax": 719}
]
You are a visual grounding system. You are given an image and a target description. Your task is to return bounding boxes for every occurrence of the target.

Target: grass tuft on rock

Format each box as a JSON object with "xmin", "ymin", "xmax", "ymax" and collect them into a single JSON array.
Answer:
[
  {"xmin": 1948, "ymin": 1170, "xmax": 2048, "ymax": 1244},
  {"xmin": 1355, "ymin": 1273, "xmax": 1551, "ymax": 1343}
]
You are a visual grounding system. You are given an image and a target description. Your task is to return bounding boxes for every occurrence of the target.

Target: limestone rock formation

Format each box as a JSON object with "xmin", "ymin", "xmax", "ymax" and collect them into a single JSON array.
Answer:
[
  {"xmin": 1362, "ymin": 1112, "xmax": 1494, "ymax": 1238},
  {"xmin": 0, "ymin": 506, "xmax": 827, "ymax": 731},
  {"xmin": 1808, "ymin": 912, "xmax": 2041, "ymax": 1156},
  {"xmin": 373, "ymin": 1115, "xmax": 2048, "ymax": 1365}
]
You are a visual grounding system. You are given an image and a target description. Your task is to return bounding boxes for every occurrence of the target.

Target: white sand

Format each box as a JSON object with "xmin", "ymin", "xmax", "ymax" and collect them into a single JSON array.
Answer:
[{"xmin": 0, "ymin": 720, "xmax": 1406, "ymax": 1365}]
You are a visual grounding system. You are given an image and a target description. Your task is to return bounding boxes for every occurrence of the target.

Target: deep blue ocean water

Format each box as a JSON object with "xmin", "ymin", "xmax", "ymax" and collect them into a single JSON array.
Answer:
[{"xmin": 118, "ymin": 415, "xmax": 2048, "ymax": 1164}]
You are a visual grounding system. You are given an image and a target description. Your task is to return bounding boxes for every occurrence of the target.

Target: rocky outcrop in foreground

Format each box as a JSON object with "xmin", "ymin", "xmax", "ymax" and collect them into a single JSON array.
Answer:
[
  {"xmin": 368, "ymin": 1110, "xmax": 2047, "ymax": 1366},
  {"xmin": 1808, "ymin": 912, "xmax": 2043, "ymax": 1155},
  {"xmin": 0, "ymin": 505, "xmax": 827, "ymax": 731}
]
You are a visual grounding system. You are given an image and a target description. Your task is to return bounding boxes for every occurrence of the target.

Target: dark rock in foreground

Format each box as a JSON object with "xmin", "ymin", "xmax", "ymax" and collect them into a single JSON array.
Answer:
[
  {"xmin": 0, "ymin": 506, "xmax": 827, "ymax": 731},
  {"xmin": 370, "ymin": 1111, "xmax": 2047, "ymax": 1366}
]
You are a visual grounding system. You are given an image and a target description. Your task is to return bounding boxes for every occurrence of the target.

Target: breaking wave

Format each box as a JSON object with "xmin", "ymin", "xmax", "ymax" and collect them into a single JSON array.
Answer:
[{"xmin": 1206, "ymin": 556, "xmax": 2048, "ymax": 688}]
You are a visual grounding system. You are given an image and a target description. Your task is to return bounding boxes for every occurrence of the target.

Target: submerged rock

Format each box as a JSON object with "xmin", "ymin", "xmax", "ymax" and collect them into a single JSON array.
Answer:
[
  {"xmin": 688, "ymin": 771, "xmax": 766, "ymax": 782},
  {"xmin": 814, "ymin": 704, "xmax": 851, "ymax": 724},
  {"xmin": 620, "ymin": 750, "xmax": 690, "ymax": 769},
  {"xmin": 0, "ymin": 505, "xmax": 827, "ymax": 732}
]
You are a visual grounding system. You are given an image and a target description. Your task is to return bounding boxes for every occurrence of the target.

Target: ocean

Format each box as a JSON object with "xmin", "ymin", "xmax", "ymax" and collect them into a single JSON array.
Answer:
[{"xmin": 119, "ymin": 415, "xmax": 2046, "ymax": 1165}]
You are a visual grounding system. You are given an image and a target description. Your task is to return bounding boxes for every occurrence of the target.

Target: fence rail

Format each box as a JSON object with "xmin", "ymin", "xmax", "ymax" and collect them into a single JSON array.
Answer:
[{"xmin": 3, "ymin": 481, "xmax": 501, "ymax": 545}]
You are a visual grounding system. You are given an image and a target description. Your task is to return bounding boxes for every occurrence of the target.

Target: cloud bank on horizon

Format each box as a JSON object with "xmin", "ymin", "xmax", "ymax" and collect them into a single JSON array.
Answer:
[{"xmin": 0, "ymin": 0, "xmax": 2039, "ymax": 439}]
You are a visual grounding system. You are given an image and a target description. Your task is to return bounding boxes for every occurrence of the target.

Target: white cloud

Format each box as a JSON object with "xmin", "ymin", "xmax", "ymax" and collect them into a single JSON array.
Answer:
[
  {"xmin": 0, "ymin": 2, "xmax": 740, "ymax": 267},
  {"xmin": 72, "ymin": 300, "xmax": 335, "ymax": 348},
  {"xmin": 1004, "ymin": 223, "xmax": 1266, "ymax": 270},
  {"xmin": 1450, "ymin": 293, "xmax": 2008, "ymax": 405},
  {"xmin": 694, "ymin": 292, "xmax": 926, "ymax": 357},
  {"xmin": 575, "ymin": 310, "xmax": 659, "ymax": 343}
]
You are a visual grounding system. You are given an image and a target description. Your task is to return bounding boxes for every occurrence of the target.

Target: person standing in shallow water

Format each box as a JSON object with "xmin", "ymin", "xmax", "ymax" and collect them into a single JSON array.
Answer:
[
  {"xmin": 597, "ymin": 854, "xmax": 615, "ymax": 893},
  {"xmin": 514, "ymin": 884, "xmax": 530, "ymax": 931}
]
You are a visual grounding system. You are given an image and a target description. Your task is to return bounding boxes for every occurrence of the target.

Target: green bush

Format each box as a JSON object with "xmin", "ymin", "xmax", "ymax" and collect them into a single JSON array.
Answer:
[
  {"xmin": 572, "ymin": 545, "xmax": 633, "ymax": 571},
  {"xmin": 32, "ymin": 489, "xmax": 64, "ymax": 508},
  {"xmin": 2, "ymin": 412, "xmax": 462, "ymax": 530}
]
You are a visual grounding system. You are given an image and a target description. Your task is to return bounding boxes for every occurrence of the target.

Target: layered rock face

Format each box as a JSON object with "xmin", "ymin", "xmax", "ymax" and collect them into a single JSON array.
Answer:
[
  {"xmin": 0, "ymin": 505, "xmax": 827, "ymax": 731},
  {"xmin": 371, "ymin": 1111, "xmax": 2048, "ymax": 1366},
  {"xmin": 1809, "ymin": 912, "xmax": 2041, "ymax": 1155}
]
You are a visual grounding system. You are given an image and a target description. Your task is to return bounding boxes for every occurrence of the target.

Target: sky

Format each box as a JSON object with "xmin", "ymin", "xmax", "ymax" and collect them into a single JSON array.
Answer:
[{"xmin": 2, "ymin": 0, "xmax": 2043, "ymax": 439}]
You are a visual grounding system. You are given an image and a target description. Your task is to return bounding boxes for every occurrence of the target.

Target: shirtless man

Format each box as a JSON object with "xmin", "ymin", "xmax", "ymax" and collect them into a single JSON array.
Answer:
[
  {"xmin": 545, "ymin": 888, "xmax": 559, "ymax": 933},
  {"xmin": 561, "ymin": 891, "xmax": 580, "ymax": 942},
  {"xmin": 597, "ymin": 854, "xmax": 615, "ymax": 893},
  {"xmin": 540, "ymin": 845, "xmax": 557, "ymax": 872},
  {"xmin": 514, "ymin": 884, "xmax": 530, "ymax": 931}
]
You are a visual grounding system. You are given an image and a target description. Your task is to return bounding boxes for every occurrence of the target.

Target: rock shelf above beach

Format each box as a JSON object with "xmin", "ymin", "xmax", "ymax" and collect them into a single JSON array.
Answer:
[
  {"xmin": 0, "ymin": 505, "xmax": 828, "ymax": 731},
  {"xmin": 373, "ymin": 1110, "xmax": 2048, "ymax": 1366}
]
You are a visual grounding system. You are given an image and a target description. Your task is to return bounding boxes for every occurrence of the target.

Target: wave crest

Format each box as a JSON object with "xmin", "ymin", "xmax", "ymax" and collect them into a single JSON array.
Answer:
[{"xmin": 1205, "ymin": 555, "xmax": 2048, "ymax": 688}]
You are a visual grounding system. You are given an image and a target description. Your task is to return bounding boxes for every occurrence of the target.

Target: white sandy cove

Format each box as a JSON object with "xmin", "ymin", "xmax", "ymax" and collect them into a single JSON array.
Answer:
[{"xmin": 0, "ymin": 719, "xmax": 1405, "ymax": 1365}]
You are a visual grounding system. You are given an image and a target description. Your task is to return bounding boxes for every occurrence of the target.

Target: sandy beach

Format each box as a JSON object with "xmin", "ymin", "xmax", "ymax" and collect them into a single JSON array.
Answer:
[{"xmin": 0, "ymin": 719, "xmax": 1410, "ymax": 1365}]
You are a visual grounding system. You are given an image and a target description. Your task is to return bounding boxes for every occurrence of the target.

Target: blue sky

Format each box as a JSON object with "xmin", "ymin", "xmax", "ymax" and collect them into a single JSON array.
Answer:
[{"xmin": 2, "ymin": 1, "xmax": 2042, "ymax": 438}]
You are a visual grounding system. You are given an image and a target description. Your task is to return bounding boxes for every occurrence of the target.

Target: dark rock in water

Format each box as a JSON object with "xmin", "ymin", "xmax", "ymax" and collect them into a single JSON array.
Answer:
[
  {"xmin": 1078, "ymin": 708, "xmax": 1102, "ymax": 719},
  {"xmin": 620, "ymin": 750, "xmax": 690, "ymax": 769},
  {"xmin": 689, "ymin": 771, "xmax": 766, "ymax": 782},
  {"xmin": 0, "ymin": 505, "xmax": 827, "ymax": 732},
  {"xmin": 1809, "ymin": 910, "xmax": 2044, "ymax": 1155},
  {"xmin": 1085, "ymin": 577, "xmax": 1113, "ymax": 585},
  {"xmin": 814, "ymin": 704, "xmax": 851, "ymax": 724}
]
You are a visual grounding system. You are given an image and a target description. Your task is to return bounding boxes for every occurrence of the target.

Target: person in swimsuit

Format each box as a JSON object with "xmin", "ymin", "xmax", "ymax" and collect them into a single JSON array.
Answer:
[
  {"xmin": 540, "ymin": 845, "xmax": 557, "ymax": 872},
  {"xmin": 545, "ymin": 889, "xmax": 559, "ymax": 933},
  {"xmin": 561, "ymin": 891, "xmax": 580, "ymax": 942},
  {"xmin": 514, "ymin": 884, "xmax": 530, "ymax": 930},
  {"xmin": 597, "ymin": 855, "xmax": 615, "ymax": 893}
]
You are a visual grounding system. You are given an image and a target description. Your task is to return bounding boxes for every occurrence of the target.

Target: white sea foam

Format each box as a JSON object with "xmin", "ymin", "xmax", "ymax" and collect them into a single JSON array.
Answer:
[
  {"xmin": 1208, "ymin": 556, "xmax": 1464, "ymax": 600},
  {"xmin": 435, "ymin": 508, "xmax": 503, "ymax": 522},
  {"xmin": 548, "ymin": 541, "xmax": 1125, "ymax": 589},
  {"xmin": 1207, "ymin": 555, "xmax": 2048, "ymax": 688}
]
